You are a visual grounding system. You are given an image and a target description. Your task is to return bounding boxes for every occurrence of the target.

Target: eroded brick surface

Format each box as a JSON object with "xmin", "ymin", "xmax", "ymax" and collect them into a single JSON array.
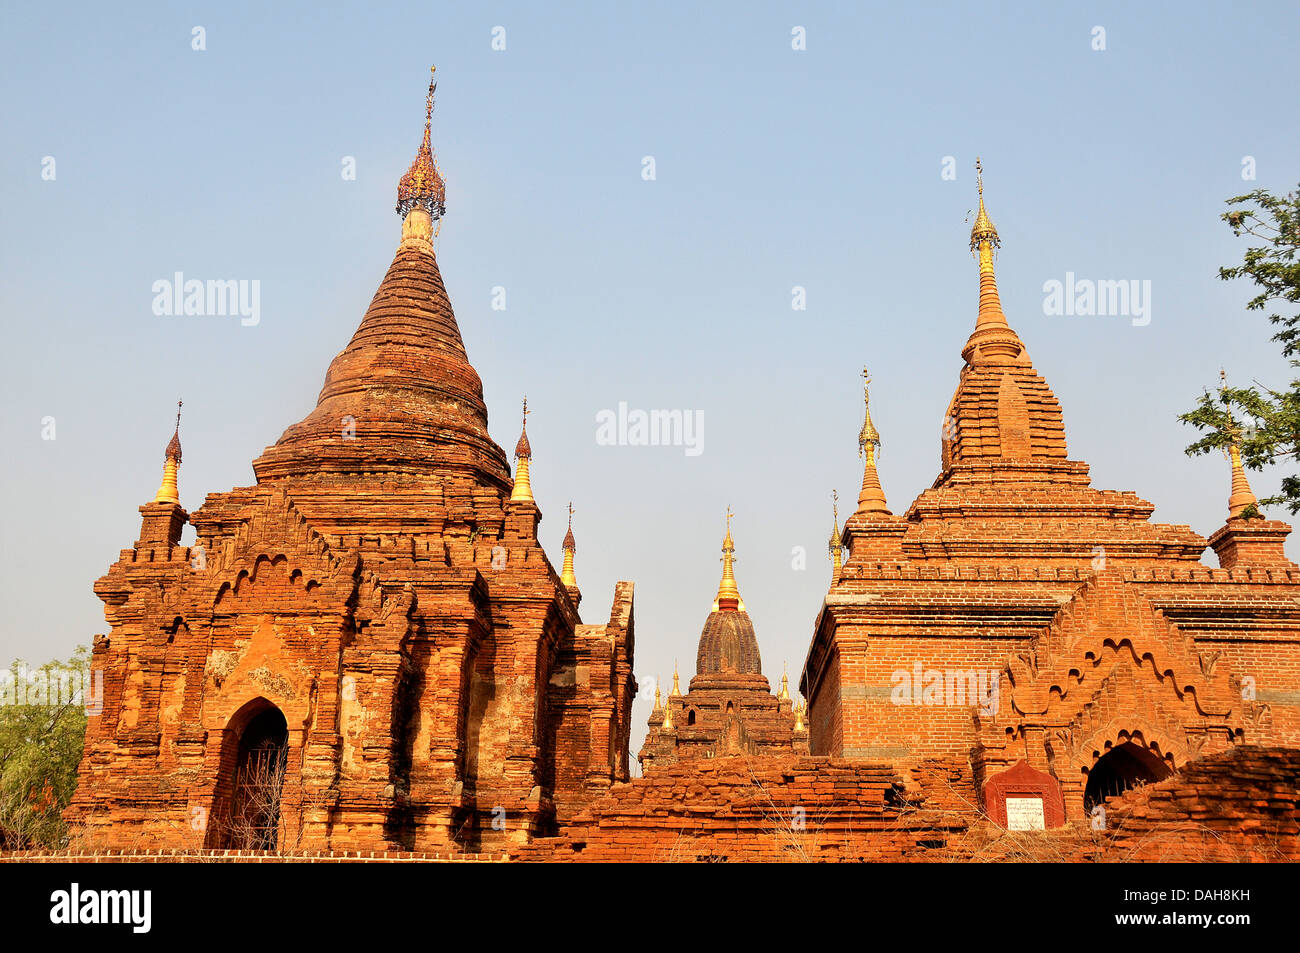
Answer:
[{"xmin": 66, "ymin": 232, "xmax": 636, "ymax": 854}]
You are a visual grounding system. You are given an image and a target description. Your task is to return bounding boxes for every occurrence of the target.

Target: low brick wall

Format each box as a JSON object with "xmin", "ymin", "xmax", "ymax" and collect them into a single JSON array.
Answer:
[
  {"xmin": 6, "ymin": 747, "xmax": 1294, "ymax": 863},
  {"xmin": 0, "ymin": 848, "xmax": 506, "ymax": 863},
  {"xmin": 513, "ymin": 755, "xmax": 975, "ymax": 862}
]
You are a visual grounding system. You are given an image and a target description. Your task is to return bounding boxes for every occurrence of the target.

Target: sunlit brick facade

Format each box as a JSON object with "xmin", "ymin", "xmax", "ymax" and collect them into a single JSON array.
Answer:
[{"xmin": 802, "ymin": 167, "xmax": 1300, "ymax": 820}]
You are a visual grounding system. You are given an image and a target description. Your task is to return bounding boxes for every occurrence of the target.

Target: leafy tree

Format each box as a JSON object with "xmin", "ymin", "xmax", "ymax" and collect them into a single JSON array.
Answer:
[
  {"xmin": 0, "ymin": 647, "xmax": 90, "ymax": 849},
  {"xmin": 1181, "ymin": 185, "xmax": 1300, "ymax": 512}
]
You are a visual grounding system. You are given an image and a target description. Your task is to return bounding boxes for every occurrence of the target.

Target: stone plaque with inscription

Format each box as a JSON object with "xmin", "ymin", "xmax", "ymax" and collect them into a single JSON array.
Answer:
[
  {"xmin": 983, "ymin": 761, "xmax": 1066, "ymax": 829},
  {"xmin": 1004, "ymin": 796, "xmax": 1046, "ymax": 830}
]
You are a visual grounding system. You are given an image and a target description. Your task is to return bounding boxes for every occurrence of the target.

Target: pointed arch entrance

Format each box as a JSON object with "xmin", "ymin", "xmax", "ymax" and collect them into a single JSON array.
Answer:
[
  {"xmin": 1083, "ymin": 741, "xmax": 1172, "ymax": 811},
  {"xmin": 210, "ymin": 699, "xmax": 289, "ymax": 850}
]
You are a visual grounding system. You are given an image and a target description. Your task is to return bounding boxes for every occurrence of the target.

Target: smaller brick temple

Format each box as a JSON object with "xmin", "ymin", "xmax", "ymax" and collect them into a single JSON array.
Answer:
[{"xmin": 639, "ymin": 515, "xmax": 808, "ymax": 770}]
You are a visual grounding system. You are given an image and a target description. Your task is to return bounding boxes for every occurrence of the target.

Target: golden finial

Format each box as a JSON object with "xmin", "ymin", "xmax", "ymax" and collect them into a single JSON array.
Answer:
[
  {"xmin": 969, "ymin": 157, "xmax": 1000, "ymax": 252},
  {"xmin": 561, "ymin": 501, "xmax": 577, "ymax": 586},
  {"xmin": 855, "ymin": 373, "xmax": 889, "ymax": 515},
  {"xmin": 779, "ymin": 664, "xmax": 791, "ymax": 701},
  {"xmin": 828, "ymin": 489, "xmax": 845, "ymax": 582},
  {"xmin": 671, "ymin": 662, "xmax": 681, "ymax": 697},
  {"xmin": 715, "ymin": 507, "xmax": 742, "ymax": 609},
  {"xmin": 153, "ymin": 400, "xmax": 183, "ymax": 504},
  {"xmin": 828, "ymin": 489, "xmax": 842, "ymax": 552},
  {"xmin": 510, "ymin": 397, "xmax": 535, "ymax": 503},
  {"xmin": 653, "ymin": 681, "xmax": 662, "ymax": 714},
  {"xmin": 397, "ymin": 66, "xmax": 446, "ymax": 243},
  {"xmin": 661, "ymin": 694, "xmax": 675, "ymax": 731},
  {"xmin": 793, "ymin": 699, "xmax": 805, "ymax": 732},
  {"xmin": 1219, "ymin": 370, "xmax": 1260, "ymax": 519},
  {"xmin": 961, "ymin": 157, "xmax": 1021, "ymax": 362},
  {"xmin": 858, "ymin": 368, "xmax": 880, "ymax": 454}
]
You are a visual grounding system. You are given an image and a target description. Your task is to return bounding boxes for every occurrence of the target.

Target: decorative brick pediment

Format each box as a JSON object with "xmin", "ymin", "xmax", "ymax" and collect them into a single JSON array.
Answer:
[
  {"xmin": 1000, "ymin": 570, "xmax": 1238, "ymax": 722},
  {"xmin": 211, "ymin": 489, "xmax": 357, "ymax": 597},
  {"xmin": 977, "ymin": 570, "xmax": 1245, "ymax": 786}
]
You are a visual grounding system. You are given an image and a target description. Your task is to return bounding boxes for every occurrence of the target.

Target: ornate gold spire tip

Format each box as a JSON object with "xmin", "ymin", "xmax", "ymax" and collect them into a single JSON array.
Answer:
[
  {"xmin": 563, "ymin": 501, "xmax": 576, "ymax": 551},
  {"xmin": 858, "ymin": 368, "xmax": 880, "ymax": 454},
  {"xmin": 855, "ymin": 371, "xmax": 890, "ymax": 515},
  {"xmin": 970, "ymin": 156, "xmax": 1000, "ymax": 252},
  {"xmin": 154, "ymin": 399, "xmax": 183, "ymax": 504},
  {"xmin": 396, "ymin": 65, "xmax": 447, "ymax": 222},
  {"xmin": 509, "ymin": 396, "xmax": 535, "ymax": 503},
  {"xmin": 514, "ymin": 397, "xmax": 532, "ymax": 460},
  {"xmin": 828, "ymin": 489, "xmax": 842, "ymax": 552},
  {"xmin": 560, "ymin": 501, "xmax": 577, "ymax": 585},
  {"xmin": 962, "ymin": 157, "xmax": 1021, "ymax": 362},
  {"xmin": 715, "ymin": 506, "xmax": 742, "ymax": 609},
  {"xmin": 166, "ymin": 399, "xmax": 182, "ymax": 462},
  {"xmin": 1220, "ymin": 370, "xmax": 1260, "ymax": 519}
]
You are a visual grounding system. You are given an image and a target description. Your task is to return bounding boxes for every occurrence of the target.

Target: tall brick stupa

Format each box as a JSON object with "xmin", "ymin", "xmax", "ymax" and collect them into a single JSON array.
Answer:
[
  {"xmin": 67, "ymin": 68, "xmax": 638, "ymax": 851},
  {"xmin": 803, "ymin": 161, "xmax": 1300, "ymax": 820}
]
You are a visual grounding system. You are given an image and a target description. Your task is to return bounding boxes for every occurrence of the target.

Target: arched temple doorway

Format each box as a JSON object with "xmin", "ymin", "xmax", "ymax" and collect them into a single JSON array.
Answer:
[
  {"xmin": 1083, "ymin": 741, "xmax": 1173, "ymax": 811},
  {"xmin": 214, "ymin": 702, "xmax": 289, "ymax": 850}
]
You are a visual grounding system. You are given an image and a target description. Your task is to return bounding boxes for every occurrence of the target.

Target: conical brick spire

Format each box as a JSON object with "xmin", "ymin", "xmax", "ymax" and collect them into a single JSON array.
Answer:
[
  {"xmin": 253, "ymin": 69, "xmax": 509, "ymax": 487},
  {"xmin": 939, "ymin": 162, "xmax": 1071, "ymax": 471},
  {"xmin": 1227, "ymin": 444, "xmax": 1259, "ymax": 518}
]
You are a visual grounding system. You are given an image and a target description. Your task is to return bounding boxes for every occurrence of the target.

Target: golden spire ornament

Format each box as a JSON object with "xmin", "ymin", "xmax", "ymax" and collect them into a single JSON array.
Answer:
[
  {"xmin": 963, "ymin": 159, "xmax": 1023, "ymax": 362},
  {"xmin": 153, "ymin": 400, "xmax": 183, "ymax": 505},
  {"xmin": 779, "ymin": 664, "xmax": 791, "ymax": 701},
  {"xmin": 510, "ymin": 397, "xmax": 534, "ymax": 503},
  {"xmin": 397, "ymin": 66, "xmax": 447, "ymax": 248},
  {"xmin": 653, "ymin": 682, "xmax": 662, "ymax": 714},
  {"xmin": 970, "ymin": 157, "xmax": 1004, "ymax": 327},
  {"xmin": 828, "ymin": 489, "xmax": 844, "ymax": 579},
  {"xmin": 715, "ymin": 507, "xmax": 742, "ymax": 610},
  {"xmin": 1220, "ymin": 370, "xmax": 1260, "ymax": 519},
  {"xmin": 855, "ymin": 369, "xmax": 889, "ymax": 515},
  {"xmin": 671, "ymin": 662, "xmax": 681, "ymax": 697},
  {"xmin": 560, "ymin": 502, "xmax": 577, "ymax": 585}
]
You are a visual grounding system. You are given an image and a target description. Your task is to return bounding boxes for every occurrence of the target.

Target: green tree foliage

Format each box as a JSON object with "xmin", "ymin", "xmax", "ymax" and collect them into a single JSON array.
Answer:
[
  {"xmin": 0, "ymin": 647, "xmax": 91, "ymax": 849},
  {"xmin": 1181, "ymin": 186, "xmax": 1300, "ymax": 512}
]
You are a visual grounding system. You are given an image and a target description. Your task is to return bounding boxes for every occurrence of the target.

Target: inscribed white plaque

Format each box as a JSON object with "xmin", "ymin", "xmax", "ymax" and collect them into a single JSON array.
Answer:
[{"xmin": 1005, "ymin": 796, "xmax": 1045, "ymax": 830}]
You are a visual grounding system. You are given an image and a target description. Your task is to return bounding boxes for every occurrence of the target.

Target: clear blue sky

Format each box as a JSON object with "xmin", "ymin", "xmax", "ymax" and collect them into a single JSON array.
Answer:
[{"xmin": 3, "ymin": 2, "xmax": 1298, "ymax": 750}]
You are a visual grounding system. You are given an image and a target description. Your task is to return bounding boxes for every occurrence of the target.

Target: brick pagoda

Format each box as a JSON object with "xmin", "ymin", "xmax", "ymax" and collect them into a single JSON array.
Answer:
[
  {"xmin": 801, "ymin": 162, "xmax": 1300, "ymax": 820},
  {"xmin": 639, "ymin": 515, "xmax": 808, "ymax": 769},
  {"xmin": 67, "ymin": 68, "xmax": 637, "ymax": 852}
]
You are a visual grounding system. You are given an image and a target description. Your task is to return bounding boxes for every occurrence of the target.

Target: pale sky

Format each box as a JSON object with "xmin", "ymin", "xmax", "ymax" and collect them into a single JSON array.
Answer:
[{"xmin": 3, "ymin": 1, "xmax": 1298, "ymax": 753}]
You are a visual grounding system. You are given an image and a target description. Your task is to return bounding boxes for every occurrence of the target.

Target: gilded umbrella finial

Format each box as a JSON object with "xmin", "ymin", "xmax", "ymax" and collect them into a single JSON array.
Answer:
[
  {"xmin": 510, "ymin": 396, "xmax": 535, "ymax": 503},
  {"xmin": 396, "ymin": 66, "xmax": 447, "ymax": 223}
]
